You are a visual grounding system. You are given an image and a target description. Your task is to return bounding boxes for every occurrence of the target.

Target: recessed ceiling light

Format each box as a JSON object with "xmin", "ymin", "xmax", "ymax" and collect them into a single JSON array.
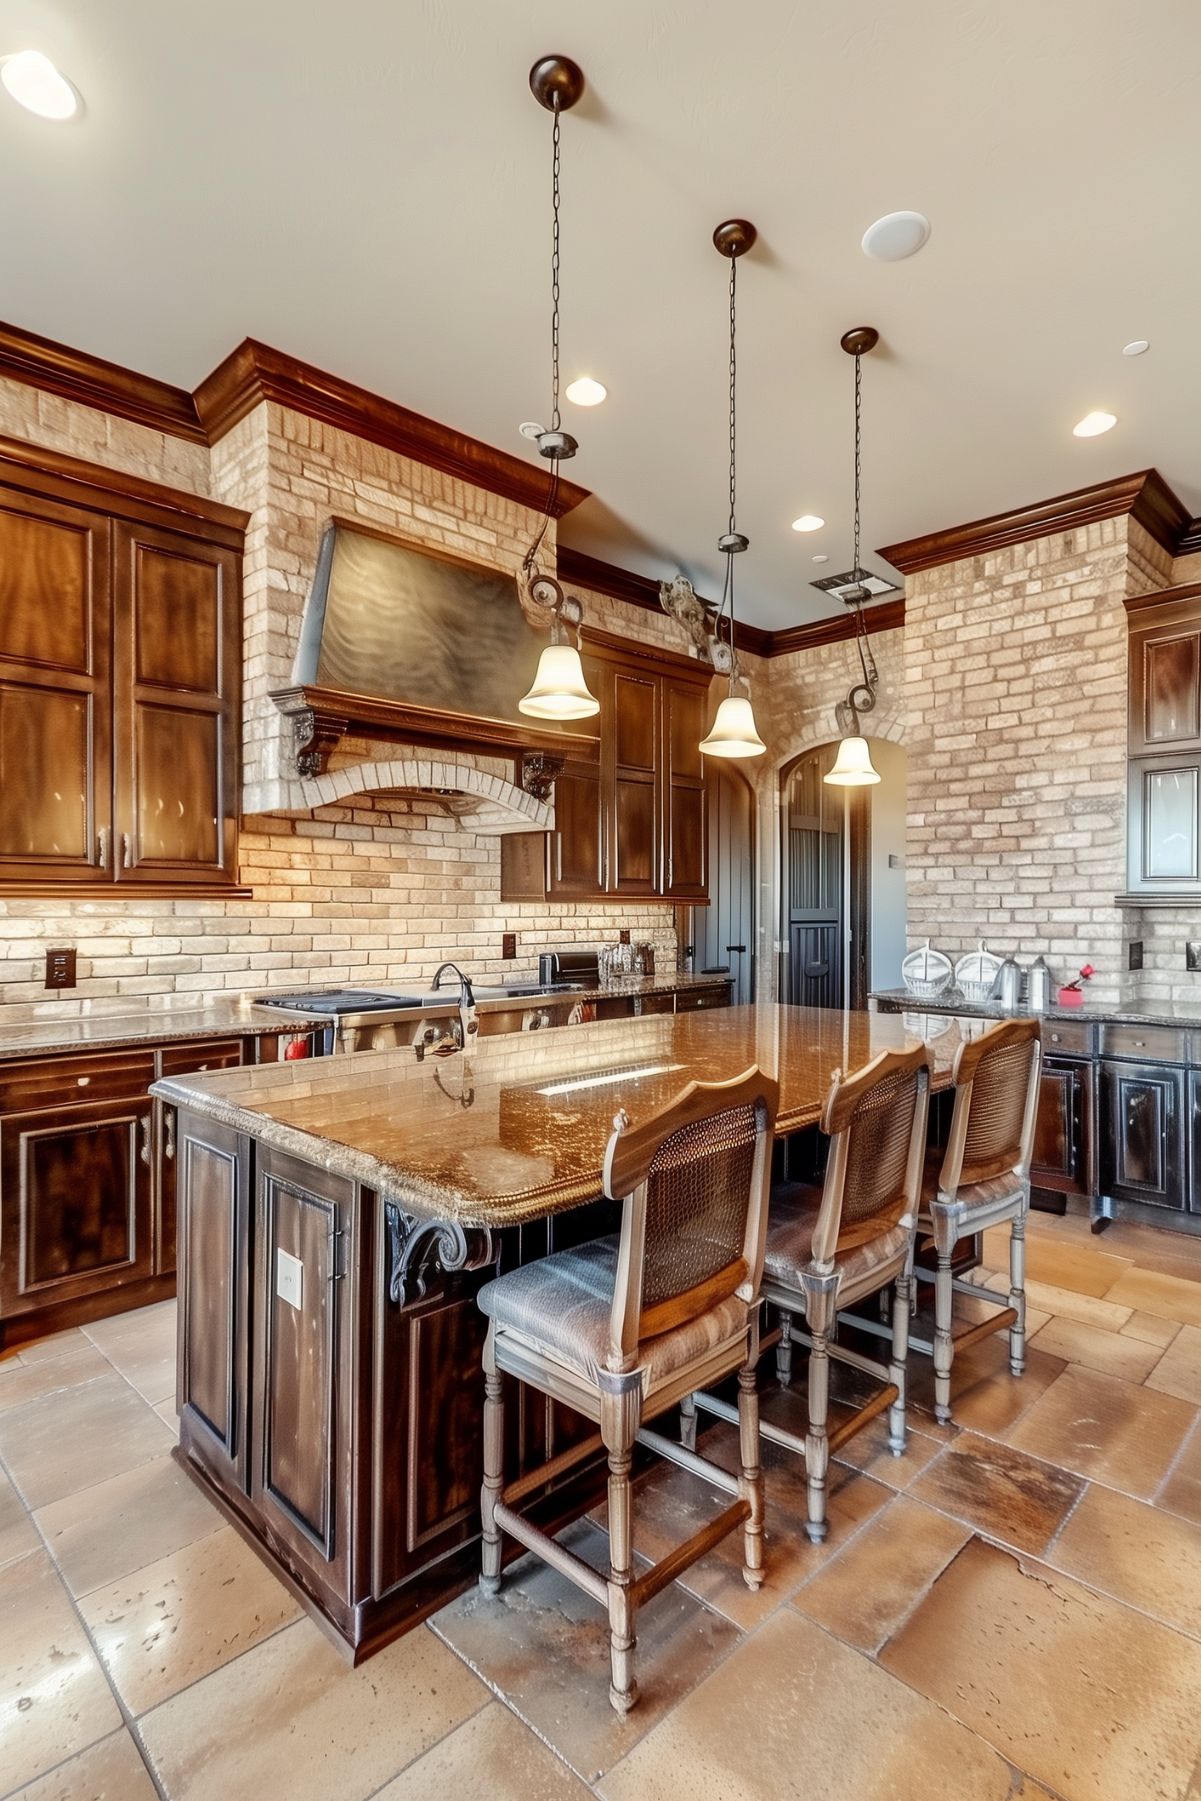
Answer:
[
  {"xmin": 812, "ymin": 554, "xmax": 830, "ymax": 564},
  {"xmin": 1122, "ymin": 340, "xmax": 1149, "ymax": 357},
  {"xmin": 565, "ymin": 376, "xmax": 606, "ymax": 407},
  {"xmin": 861, "ymin": 211, "xmax": 930, "ymax": 262},
  {"xmin": 0, "ymin": 50, "xmax": 79, "ymax": 120},
  {"xmin": 1073, "ymin": 410, "xmax": 1117, "ymax": 438},
  {"xmin": 791, "ymin": 514, "xmax": 825, "ymax": 533}
]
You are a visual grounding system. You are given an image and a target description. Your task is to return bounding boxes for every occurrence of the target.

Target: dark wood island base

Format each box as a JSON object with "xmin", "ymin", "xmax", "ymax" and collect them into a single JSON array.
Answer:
[{"xmin": 160, "ymin": 1006, "xmax": 970, "ymax": 1657}]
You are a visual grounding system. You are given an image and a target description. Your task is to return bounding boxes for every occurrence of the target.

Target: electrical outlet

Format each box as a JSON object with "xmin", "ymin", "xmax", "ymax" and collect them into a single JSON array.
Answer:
[
  {"xmin": 276, "ymin": 1248, "xmax": 303, "ymax": 1311},
  {"xmin": 619, "ymin": 928, "xmax": 631, "ymax": 945},
  {"xmin": 45, "ymin": 948, "xmax": 76, "ymax": 989},
  {"xmin": 1128, "ymin": 939, "xmax": 1144, "ymax": 972},
  {"xmin": 501, "ymin": 932, "xmax": 516, "ymax": 960},
  {"xmin": 1186, "ymin": 942, "xmax": 1201, "ymax": 972}
]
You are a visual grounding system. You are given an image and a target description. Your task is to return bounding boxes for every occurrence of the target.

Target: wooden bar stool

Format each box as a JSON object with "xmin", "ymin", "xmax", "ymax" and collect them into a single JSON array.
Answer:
[
  {"xmin": 684, "ymin": 1044, "xmax": 930, "ymax": 1544},
  {"xmin": 911, "ymin": 1018, "xmax": 1042, "ymax": 1421},
  {"xmin": 476, "ymin": 1066, "xmax": 778, "ymax": 1715}
]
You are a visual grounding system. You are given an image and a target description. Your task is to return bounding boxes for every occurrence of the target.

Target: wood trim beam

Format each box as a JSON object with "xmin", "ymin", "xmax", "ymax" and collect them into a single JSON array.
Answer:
[
  {"xmin": 0, "ymin": 320, "xmax": 590, "ymax": 520},
  {"xmin": 880, "ymin": 468, "xmax": 1191, "ymax": 574},
  {"xmin": 558, "ymin": 545, "xmax": 775, "ymax": 658},
  {"xmin": 766, "ymin": 596, "xmax": 906, "ymax": 658},
  {"xmin": 193, "ymin": 339, "xmax": 589, "ymax": 518},
  {"xmin": 0, "ymin": 321, "xmax": 206, "ymax": 441}
]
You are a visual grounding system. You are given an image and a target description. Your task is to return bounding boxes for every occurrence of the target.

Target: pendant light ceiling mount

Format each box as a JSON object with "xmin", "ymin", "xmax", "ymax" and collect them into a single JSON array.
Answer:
[
  {"xmin": 713, "ymin": 218, "xmax": 758, "ymax": 260},
  {"xmin": 529, "ymin": 54, "xmax": 586, "ymax": 113},
  {"xmin": 840, "ymin": 325, "xmax": 879, "ymax": 358}
]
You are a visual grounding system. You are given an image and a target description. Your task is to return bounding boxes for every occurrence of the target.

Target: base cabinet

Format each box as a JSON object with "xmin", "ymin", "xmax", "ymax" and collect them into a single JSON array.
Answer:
[
  {"xmin": 1031, "ymin": 1057, "xmax": 1093, "ymax": 1198},
  {"xmin": 1099, "ymin": 1059, "xmax": 1188, "ymax": 1211}
]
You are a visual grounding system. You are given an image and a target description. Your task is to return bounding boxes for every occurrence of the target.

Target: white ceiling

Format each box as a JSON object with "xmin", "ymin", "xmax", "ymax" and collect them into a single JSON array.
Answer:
[{"xmin": 2, "ymin": 0, "xmax": 1200, "ymax": 628}]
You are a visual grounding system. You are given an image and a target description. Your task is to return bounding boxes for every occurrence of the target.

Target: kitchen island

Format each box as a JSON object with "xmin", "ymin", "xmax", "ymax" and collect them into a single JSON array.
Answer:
[{"xmin": 154, "ymin": 1004, "xmax": 972, "ymax": 1658}]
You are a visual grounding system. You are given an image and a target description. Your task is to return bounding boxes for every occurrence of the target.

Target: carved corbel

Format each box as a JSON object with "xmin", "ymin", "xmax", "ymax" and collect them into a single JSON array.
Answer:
[
  {"xmin": 520, "ymin": 752, "xmax": 565, "ymax": 801},
  {"xmin": 291, "ymin": 708, "xmax": 347, "ymax": 778},
  {"xmin": 384, "ymin": 1203, "xmax": 497, "ymax": 1307}
]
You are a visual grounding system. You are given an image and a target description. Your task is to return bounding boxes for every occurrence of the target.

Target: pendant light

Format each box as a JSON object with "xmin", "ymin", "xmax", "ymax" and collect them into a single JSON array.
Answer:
[
  {"xmin": 699, "ymin": 220, "xmax": 766, "ymax": 760},
  {"xmin": 517, "ymin": 55, "xmax": 600, "ymax": 723},
  {"xmin": 824, "ymin": 327, "xmax": 882, "ymax": 787}
]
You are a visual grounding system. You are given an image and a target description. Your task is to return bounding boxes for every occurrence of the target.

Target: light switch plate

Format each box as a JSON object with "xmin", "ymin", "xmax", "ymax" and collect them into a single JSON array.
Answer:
[
  {"xmin": 276, "ymin": 1248, "xmax": 303, "ymax": 1311},
  {"xmin": 1187, "ymin": 941, "xmax": 1201, "ymax": 972}
]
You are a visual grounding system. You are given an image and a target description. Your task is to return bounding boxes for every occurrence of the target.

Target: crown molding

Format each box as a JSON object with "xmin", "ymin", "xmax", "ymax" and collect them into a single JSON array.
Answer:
[
  {"xmin": 0, "ymin": 320, "xmax": 590, "ymax": 519},
  {"xmin": 0, "ymin": 320, "xmax": 206, "ymax": 441},
  {"xmin": 193, "ymin": 339, "xmax": 589, "ymax": 518},
  {"xmin": 556, "ymin": 546, "xmax": 775, "ymax": 657},
  {"xmin": 880, "ymin": 469, "xmax": 1191, "ymax": 574},
  {"xmin": 1177, "ymin": 519, "xmax": 1201, "ymax": 557},
  {"xmin": 766, "ymin": 596, "xmax": 906, "ymax": 658}
]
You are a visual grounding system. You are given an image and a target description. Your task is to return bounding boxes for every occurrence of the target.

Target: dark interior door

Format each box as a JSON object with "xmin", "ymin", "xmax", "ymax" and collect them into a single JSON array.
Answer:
[
  {"xmin": 785, "ymin": 745, "xmax": 844, "ymax": 1008},
  {"xmin": 697, "ymin": 763, "xmax": 754, "ymax": 1003}
]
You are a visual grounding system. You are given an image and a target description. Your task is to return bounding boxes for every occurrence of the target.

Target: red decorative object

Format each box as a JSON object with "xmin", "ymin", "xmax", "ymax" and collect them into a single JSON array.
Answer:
[
  {"xmin": 1056, "ymin": 986, "xmax": 1086, "ymax": 1008},
  {"xmin": 284, "ymin": 1035, "xmax": 311, "ymax": 1059}
]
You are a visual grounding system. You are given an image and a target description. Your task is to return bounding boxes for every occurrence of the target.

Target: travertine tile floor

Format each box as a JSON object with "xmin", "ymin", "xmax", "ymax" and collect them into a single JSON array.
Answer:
[{"xmin": 3, "ymin": 1211, "xmax": 1201, "ymax": 1799}]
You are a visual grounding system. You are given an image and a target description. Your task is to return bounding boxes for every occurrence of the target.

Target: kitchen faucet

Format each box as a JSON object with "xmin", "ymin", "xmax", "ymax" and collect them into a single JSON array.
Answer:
[{"xmin": 430, "ymin": 962, "xmax": 479, "ymax": 1051}]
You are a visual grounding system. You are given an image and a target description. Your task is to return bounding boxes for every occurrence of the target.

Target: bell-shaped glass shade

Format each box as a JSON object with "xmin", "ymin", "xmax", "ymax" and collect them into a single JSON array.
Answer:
[
  {"xmin": 699, "ymin": 693, "xmax": 767, "ymax": 759},
  {"xmin": 824, "ymin": 734, "xmax": 881, "ymax": 785},
  {"xmin": 518, "ymin": 642, "xmax": 600, "ymax": 719}
]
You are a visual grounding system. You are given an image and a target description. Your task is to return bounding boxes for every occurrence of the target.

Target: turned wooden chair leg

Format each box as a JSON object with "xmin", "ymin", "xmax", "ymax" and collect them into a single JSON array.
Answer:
[
  {"xmin": 933, "ymin": 1245, "xmax": 955, "ymax": 1425},
  {"xmin": 888, "ymin": 1264, "xmax": 911, "ymax": 1455},
  {"xmin": 1009, "ymin": 1209, "xmax": 1028, "ymax": 1378},
  {"xmin": 605, "ymin": 1443, "xmax": 638, "ymax": 1716},
  {"xmin": 737, "ymin": 1360, "xmax": 764, "ymax": 1588},
  {"xmin": 479, "ymin": 1339, "xmax": 504, "ymax": 1595},
  {"xmin": 804, "ymin": 1324, "xmax": 831, "ymax": 1543},
  {"xmin": 775, "ymin": 1307, "xmax": 794, "ymax": 1388},
  {"xmin": 679, "ymin": 1391, "xmax": 698, "ymax": 1452}
]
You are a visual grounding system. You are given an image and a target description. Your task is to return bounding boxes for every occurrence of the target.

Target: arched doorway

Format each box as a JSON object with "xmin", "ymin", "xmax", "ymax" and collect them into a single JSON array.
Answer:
[
  {"xmin": 780, "ymin": 738, "xmax": 907, "ymax": 1010},
  {"xmin": 695, "ymin": 761, "xmax": 756, "ymax": 1004}
]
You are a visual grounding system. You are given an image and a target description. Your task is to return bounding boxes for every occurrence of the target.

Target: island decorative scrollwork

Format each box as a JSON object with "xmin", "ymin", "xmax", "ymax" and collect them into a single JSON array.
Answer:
[{"xmin": 384, "ymin": 1203, "xmax": 496, "ymax": 1307}]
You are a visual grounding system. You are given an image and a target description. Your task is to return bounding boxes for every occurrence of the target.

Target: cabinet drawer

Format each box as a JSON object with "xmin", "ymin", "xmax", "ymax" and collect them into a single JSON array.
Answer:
[
  {"xmin": 634, "ymin": 993, "xmax": 674, "ymax": 1017},
  {"xmin": 1100, "ymin": 1024, "xmax": 1189, "ymax": 1063},
  {"xmin": 1042, "ymin": 1020, "xmax": 1095, "ymax": 1056},
  {"xmin": 675, "ymin": 985, "xmax": 731, "ymax": 1012},
  {"xmin": 0, "ymin": 1051, "xmax": 156, "ymax": 1114},
  {"xmin": 158, "ymin": 1038, "xmax": 244, "ymax": 1079}
]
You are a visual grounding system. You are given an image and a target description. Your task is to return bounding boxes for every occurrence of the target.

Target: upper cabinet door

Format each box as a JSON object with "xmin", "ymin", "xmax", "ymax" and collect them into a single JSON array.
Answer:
[
  {"xmin": 661, "ymin": 678, "xmax": 709, "ymax": 899},
  {"xmin": 606, "ymin": 668, "xmax": 659, "ymax": 894},
  {"xmin": 113, "ymin": 524, "xmax": 240, "ymax": 884},
  {"xmin": 1130, "ymin": 620, "xmax": 1201, "ymax": 754},
  {"xmin": 0, "ymin": 494, "xmax": 112, "ymax": 885}
]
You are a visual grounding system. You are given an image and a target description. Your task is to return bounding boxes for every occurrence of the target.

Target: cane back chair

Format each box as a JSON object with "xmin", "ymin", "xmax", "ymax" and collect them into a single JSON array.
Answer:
[
  {"xmin": 911, "ymin": 1017, "xmax": 1042, "ymax": 1422},
  {"xmin": 684, "ymin": 1043, "xmax": 930, "ymax": 1543},
  {"xmin": 476, "ymin": 1066, "xmax": 778, "ymax": 1715}
]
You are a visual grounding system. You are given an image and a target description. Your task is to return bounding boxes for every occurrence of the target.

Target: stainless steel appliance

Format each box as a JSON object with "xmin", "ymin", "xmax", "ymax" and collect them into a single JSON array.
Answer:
[
  {"xmin": 989, "ymin": 955, "xmax": 1024, "ymax": 1011},
  {"xmin": 255, "ymin": 977, "xmax": 586, "ymax": 1056},
  {"xmin": 538, "ymin": 948, "xmax": 602, "ymax": 986}
]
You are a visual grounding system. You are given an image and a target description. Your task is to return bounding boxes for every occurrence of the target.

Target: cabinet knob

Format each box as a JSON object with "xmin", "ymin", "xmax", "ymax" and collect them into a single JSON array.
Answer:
[
  {"xmin": 96, "ymin": 827, "xmax": 109, "ymax": 870},
  {"xmin": 138, "ymin": 1117, "xmax": 151, "ymax": 1166},
  {"xmin": 164, "ymin": 1108, "xmax": 176, "ymax": 1161},
  {"xmin": 122, "ymin": 833, "xmax": 133, "ymax": 869}
]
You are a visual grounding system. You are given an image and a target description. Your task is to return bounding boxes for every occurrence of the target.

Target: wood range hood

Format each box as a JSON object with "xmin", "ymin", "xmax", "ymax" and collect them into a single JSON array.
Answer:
[{"xmin": 259, "ymin": 519, "xmax": 597, "ymax": 833}]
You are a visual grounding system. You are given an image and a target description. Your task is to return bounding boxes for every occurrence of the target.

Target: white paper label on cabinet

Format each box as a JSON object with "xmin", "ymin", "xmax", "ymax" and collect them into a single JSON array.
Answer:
[{"xmin": 276, "ymin": 1248, "xmax": 304, "ymax": 1311}]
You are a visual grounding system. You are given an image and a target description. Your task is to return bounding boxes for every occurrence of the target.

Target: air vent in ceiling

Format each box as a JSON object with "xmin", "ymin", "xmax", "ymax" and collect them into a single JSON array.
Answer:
[{"xmin": 810, "ymin": 567, "xmax": 901, "ymax": 604}]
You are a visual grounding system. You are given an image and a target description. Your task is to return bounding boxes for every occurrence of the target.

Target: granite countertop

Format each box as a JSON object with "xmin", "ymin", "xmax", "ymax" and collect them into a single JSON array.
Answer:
[
  {"xmin": 152, "ymin": 1002, "xmax": 966, "ymax": 1229},
  {"xmin": 871, "ymin": 987, "xmax": 1201, "ymax": 1031},
  {"xmin": 0, "ymin": 997, "xmax": 325, "ymax": 1061}
]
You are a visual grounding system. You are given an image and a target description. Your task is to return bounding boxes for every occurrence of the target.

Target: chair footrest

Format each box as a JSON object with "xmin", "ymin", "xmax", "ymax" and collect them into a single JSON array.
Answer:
[
  {"xmin": 631, "ymin": 1498, "xmax": 751, "ymax": 1608},
  {"xmin": 826, "ymin": 1384, "xmax": 898, "ymax": 1454},
  {"xmin": 952, "ymin": 1307, "xmax": 1018, "ymax": 1355}
]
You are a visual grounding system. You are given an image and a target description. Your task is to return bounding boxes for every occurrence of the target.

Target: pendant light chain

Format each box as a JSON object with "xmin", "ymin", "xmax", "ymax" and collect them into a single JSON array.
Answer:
[
  {"xmin": 727, "ymin": 254, "xmax": 738, "ymax": 540},
  {"xmin": 550, "ymin": 98, "xmax": 562, "ymax": 433},
  {"xmin": 852, "ymin": 349, "xmax": 862, "ymax": 580}
]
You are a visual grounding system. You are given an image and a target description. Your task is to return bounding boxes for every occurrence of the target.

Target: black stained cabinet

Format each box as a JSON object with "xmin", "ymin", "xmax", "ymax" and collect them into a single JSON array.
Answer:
[
  {"xmin": 1191, "ymin": 1071, "xmax": 1201, "ymax": 1215},
  {"xmin": 1125, "ymin": 587, "xmax": 1201, "ymax": 898},
  {"xmin": 1031, "ymin": 1058, "xmax": 1093, "ymax": 1198},
  {"xmin": 176, "ymin": 1111, "xmax": 251, "ymax": 1494},
  {"xmin": 1099, "ymin": 1059, "xmax": 1188, "ymax": 1211}
]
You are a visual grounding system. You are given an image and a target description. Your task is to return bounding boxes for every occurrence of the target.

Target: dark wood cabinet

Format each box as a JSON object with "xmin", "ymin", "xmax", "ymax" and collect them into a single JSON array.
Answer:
[
  {"xmin": 0, "ymin": 1093, "xmax": 154, "ymax": 1318},
  {"xmin": 1125, "ymin": 587, "xmax": 1201, "ymax": 898},
  {"xmin": 176, "ymin": 1111, "xmax": 251, "ymax": 1493},
  {"xmin": 0, "ymin": 492, "xmax": 112, "ymax": 885},
  {"xmin": 500, "ymin": 628, "xmax": 713, "ymax": 904},
  {"xmin": 0, "ymin": 440, "xmax": 246, "ymax": 896},
  {"xmin": 1099, "ymin": 1059, "xmax": 1188, "ymax": 1211},
  {"xmin": 1031, "ymin": 1057, "xmax": 1094, "ymax": 1198},
  {"xmin": 155, "ymin": 1038, "xmax": 244, "ymax": 1275},
  {"xmin": 1191, "ymin": 1071, "xmax": 1201, "ymax": 1214},
  {"xmin": 113, "ymin": 524, "xmax": 240, "ymax": 884}
]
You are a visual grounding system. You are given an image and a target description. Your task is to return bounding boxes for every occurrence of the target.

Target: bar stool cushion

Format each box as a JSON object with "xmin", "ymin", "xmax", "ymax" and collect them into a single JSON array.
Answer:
[
  {"xmin": 919, "ymin": 1157, "xmax": 1025, "ymax": 1227},
  {"xmin": 764, "ymin": 1182, "xmax": 911, "ymax": 1292},
  {"xmin": 478, "ymin": 1235, "xmax": 749, "ymax": 1388}
]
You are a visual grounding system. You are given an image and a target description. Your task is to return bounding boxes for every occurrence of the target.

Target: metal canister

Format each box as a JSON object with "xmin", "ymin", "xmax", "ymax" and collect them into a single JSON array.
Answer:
[
  {"xmin": 989, "ymin": 955, "xmax": 1024, "ymax": 1011},
  {"xmin": 1027, "ymin": 956, "xmax": 1053, "ymax": 1012}
]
